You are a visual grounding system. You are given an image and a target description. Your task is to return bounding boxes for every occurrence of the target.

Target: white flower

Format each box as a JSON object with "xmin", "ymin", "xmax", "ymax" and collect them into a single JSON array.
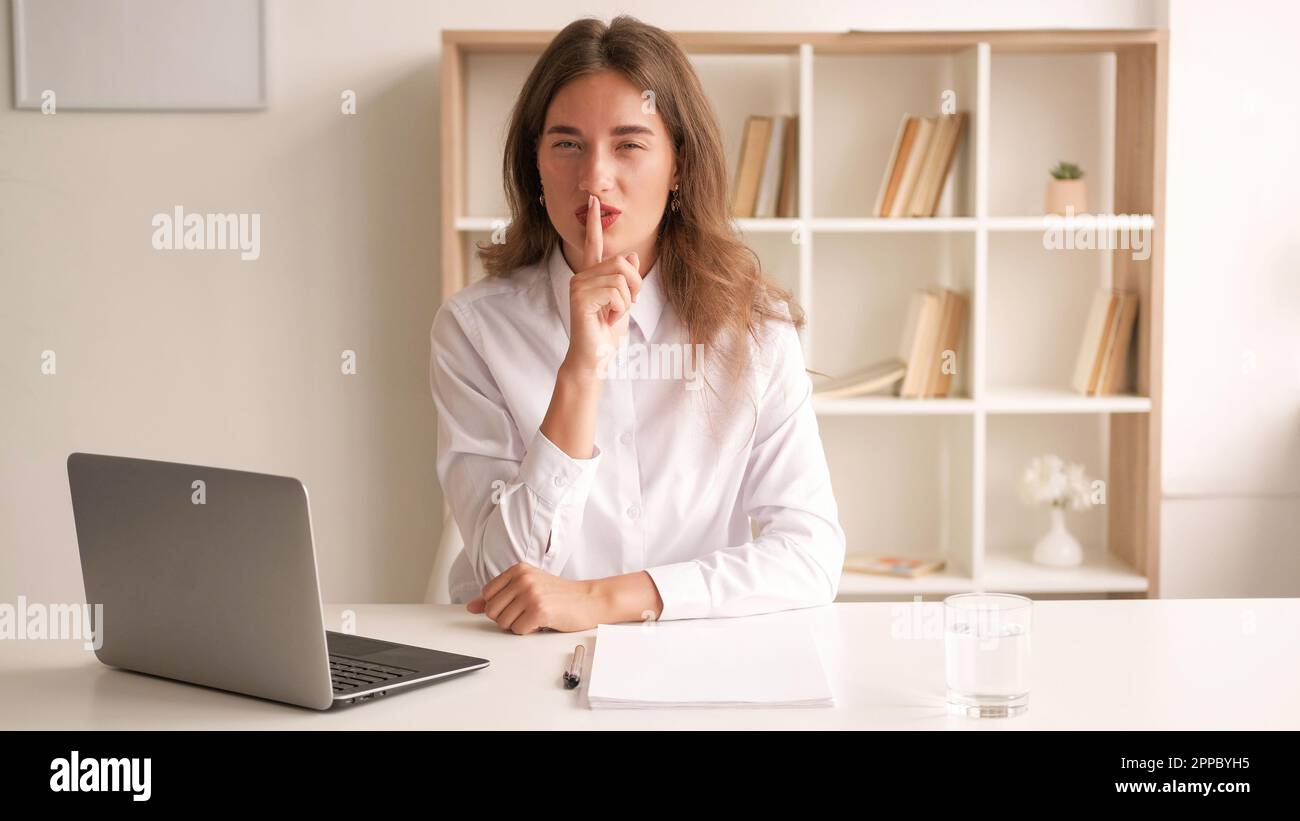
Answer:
[
  {"xmin": 1065, "ymin": 462, "xmax": 1094, "ymax": 511},
  {"xmin": 1019, "ymin": 453, "xmax": 1095, "ymax": 511}
]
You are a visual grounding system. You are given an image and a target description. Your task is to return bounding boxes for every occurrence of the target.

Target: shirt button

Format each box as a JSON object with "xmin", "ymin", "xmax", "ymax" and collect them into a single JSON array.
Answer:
[
  {"xmin": 627, "ymin": 505, "xmax": 641, "ymax": 519},
  {"xmin": 553, "ymin": 475, "xmax": 564, "ymax": 487},
  {"xmin": 619, "ymin": 432, "xmax": 633, "ymax": 446}
]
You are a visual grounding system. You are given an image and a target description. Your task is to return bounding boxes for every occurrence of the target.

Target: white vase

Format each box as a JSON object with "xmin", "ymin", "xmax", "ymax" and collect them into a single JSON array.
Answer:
[{"xmin": 1032, "ymin": 506, "xmax": 1083, "ymax": 567}]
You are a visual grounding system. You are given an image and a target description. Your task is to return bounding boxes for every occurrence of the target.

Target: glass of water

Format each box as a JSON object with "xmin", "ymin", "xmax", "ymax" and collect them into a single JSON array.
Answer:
[{"xmin": 944, "ymin": 593, "xmax": 1032, "ymax": 718}]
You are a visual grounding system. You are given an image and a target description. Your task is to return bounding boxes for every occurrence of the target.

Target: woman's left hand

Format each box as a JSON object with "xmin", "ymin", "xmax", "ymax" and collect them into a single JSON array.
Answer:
[{"xmin": 467, "ymin": 562, "xmax": 605, "ymax": 634}]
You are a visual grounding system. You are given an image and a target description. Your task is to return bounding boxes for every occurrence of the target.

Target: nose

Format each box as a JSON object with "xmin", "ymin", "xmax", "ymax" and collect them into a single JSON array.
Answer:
[{"xmin": 578, "ymin": 143, "xmax": 615, "ymax": 200}]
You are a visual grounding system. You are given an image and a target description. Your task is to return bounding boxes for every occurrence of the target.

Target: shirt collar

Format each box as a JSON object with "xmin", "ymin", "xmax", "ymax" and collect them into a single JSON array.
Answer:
[{"xmin": 548, "ymin": 242, "xmax": 665, "ymax": 342}]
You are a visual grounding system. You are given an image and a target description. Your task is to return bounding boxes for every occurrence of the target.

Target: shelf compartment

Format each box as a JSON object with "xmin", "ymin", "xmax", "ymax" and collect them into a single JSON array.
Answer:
[
  {"xmin": 691, "ymin": 53, "xmax": 802, "ymax": 221},
  {"xmin": 988, "ymin": 51, "xmax": 1116, "ymax": 217},
  {"xmin": 985, "ymin": 231, "xmax": 1115, "ymax": 394},
  {"xmin": 822, "ymin": 414, "xmax": 977, "ymax": 588},
  {"xmin": 983, "ymin": 413, "xmax": 1144, "ymax": 594},
  {"xmin": 811, "ymin": 232, "xmax": 975, "ymax": 399},
  {"xmin": 462, "ymin": 52, "xmax": 539, "ymax": 218},
  {"xmin": 745, "ymin": 230, "xmax": 801, "ymax": 299},
  {"xmin": 459, "ymin": 231, "xmax": 494, "ymax": 286},
  {"xmin": 812, "ymin": 49, "xmax": 979, "ymax": 219}
]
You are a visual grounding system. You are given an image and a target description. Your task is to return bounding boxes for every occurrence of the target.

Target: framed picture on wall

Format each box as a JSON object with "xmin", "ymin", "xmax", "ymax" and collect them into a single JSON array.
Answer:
[{"xmin": 12, "ymin": 0, "xmax": 267, "ymax": 111}]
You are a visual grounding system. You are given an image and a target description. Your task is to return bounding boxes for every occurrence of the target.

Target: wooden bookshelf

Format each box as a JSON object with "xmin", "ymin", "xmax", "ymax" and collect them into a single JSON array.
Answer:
[{"xmin": 439, "ymin": 28, "xmax": 1166, "ymax": 600}]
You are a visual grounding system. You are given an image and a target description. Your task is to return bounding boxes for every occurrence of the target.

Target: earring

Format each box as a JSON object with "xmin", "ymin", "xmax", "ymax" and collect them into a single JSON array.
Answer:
[
  {"xmin": 538, "ymin": 186, "xmax": 545, "ymax": 207},
  {"xmin": 669, "ymin": 184, "xmax": 680, "ymax": 213}
]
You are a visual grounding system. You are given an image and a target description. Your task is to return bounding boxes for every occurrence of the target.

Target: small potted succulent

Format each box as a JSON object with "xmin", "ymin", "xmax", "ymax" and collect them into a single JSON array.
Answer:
[
  {"xmin": 1018, "ymin": 454, "xmax": 1095, "ymax": 567},
  {"xmin": 1045, "ymin": 161, "xmax": 1087, "ymax": 216}
]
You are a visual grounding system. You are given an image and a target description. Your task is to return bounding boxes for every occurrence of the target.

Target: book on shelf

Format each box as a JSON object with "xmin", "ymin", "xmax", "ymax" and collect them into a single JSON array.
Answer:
[
  {"xmin": 897, "ymin": 286, "xmax": 942, "ymax": 396},
  {"xmin": 887, "ymin": 115, "xmax": 933, "ymax": 218},
  {"xmin": 776, "ymin": 115, "xmax": 799, "ymax": 219},
  {"xmin": 811, "ymin": 360, "xmax": 907, "ymax": 399},
  {"xmin": 1102, "ymin": 291, "xmax": 1139, "ymax": 393},
  {"xmin": 731, "ymin": 114, "xmax": 799, "ymax": 219},
  {"xmin": 873, "ymin": 111, "xmax": 968, "ymax": 218},
  {"xmin": 899, "ymin": 287, "xmax": 969, "ymax": 398},
  {"xmin": 1071, "ymin": 288, "xmax": 1139, "ymax": 396},
  {"xmin": 843, "ymin": 554, "xmax": 947, "ymax": 578},
  {"xmin": 872, "ymin": 116, "xmax": 917, "ymax": 218},
  {"xmin": 924, "ymin": 287, "xmax": 970, "ymax": 397},
  {"xmin": 731, "ymin": 115, "xmax": 771, "ymax": 218},
  {"xmin": 811, "ymin": 286, "xmax": 968, "ymax": 400},
  {"xmin": 754, "ymin": 115, "xmax": 786, "ymax": 219},
  {"xmin": 908, "ymin": 111, "xmax": 968, "ymax": 217}
]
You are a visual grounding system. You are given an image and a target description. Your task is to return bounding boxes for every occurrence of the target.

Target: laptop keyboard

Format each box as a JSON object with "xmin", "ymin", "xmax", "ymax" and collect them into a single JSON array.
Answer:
[{"xmin": 329, "ymin": 654, "xmax": 418, "ymax": 694}]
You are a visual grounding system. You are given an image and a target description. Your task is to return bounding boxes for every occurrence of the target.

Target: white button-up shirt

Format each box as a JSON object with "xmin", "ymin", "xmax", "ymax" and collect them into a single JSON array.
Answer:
[{"xmin": 429, "ymin": 242, "xmax": 845, "ymax": 621}]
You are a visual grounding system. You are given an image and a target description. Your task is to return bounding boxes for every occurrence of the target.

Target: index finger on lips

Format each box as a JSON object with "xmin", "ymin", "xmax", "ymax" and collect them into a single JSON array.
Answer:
[{"xmin": 583, "ymin": 194, "xmax": 603, "ymax": 270}]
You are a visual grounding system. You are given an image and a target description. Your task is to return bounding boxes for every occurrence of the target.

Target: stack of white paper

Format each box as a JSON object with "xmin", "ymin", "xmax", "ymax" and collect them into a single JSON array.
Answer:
[{"xmin": 586, "ymin": 620, "xmax": 834, "ymax": 709}]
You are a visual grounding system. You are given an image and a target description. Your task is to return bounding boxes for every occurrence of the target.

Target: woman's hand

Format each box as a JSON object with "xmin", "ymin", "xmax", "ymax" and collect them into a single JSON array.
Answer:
[
  {"xmin": 563, "ymin": 194, "xmax": 643, "ymax": 377},
  {"xmin": 466, "ymin": 562, "xmax": 606, "ymax": 634}
]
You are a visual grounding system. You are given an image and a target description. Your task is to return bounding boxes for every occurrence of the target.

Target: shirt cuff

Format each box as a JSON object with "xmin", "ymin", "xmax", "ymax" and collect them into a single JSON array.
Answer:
[
  {"xmin": 645, "ymin": 561, "xmax": 712, "ymax": 621},
  {"xmin": 518, "ymin": 428, "xmax": 602, "ymax": 509}
]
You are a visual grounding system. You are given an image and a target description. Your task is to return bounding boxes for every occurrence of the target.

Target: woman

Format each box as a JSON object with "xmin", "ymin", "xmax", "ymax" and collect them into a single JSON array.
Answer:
[{"xmin": 430, "ymin": 15, "xmax": 844, "ymax": 634}]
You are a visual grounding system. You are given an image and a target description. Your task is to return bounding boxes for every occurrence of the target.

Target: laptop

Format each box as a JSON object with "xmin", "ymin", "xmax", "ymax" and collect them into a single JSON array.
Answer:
[{"xmin": 66, "ymin": 452, "xmax": 489, "ymax": 710}]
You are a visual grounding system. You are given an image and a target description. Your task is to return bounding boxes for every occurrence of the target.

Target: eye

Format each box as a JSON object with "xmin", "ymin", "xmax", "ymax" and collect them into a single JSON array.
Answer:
[{"xmin": 554, "ymin": 141, "xmax": 643, "ymax": 151}]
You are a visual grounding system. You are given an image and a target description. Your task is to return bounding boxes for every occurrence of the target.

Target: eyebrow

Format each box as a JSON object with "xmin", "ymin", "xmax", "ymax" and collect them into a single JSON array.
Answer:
[{"xmin": 543, "ymin": 124, "xmax": 656, "ymax": 138}]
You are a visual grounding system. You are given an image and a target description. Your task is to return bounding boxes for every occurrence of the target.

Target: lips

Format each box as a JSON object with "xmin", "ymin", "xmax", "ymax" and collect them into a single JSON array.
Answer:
[
  {"xmin": 574, "ymin": 202, "xmax": 622, "ymax": 220},
  {"xmin": 575, "ymin": 201, "xmax": 622, "ymax": 231}
]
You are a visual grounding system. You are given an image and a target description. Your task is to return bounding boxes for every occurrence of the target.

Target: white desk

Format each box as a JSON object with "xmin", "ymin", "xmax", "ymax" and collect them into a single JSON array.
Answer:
[{"xmin": 3, "ymin": 599, "xmax": 1297, "ymax": 730}]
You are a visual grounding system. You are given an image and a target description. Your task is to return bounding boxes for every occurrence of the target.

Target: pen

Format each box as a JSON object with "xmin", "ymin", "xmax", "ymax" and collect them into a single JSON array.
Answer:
[{"xmin": 563, "ymin": 644, "xmax": 584, "ymax": 689}]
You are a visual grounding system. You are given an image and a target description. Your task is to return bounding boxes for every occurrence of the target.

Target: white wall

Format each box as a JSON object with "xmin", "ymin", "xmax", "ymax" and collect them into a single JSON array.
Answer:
[
  {"xmin": 7, "ymin": 0, "xmax": 1294, "ymax": 605},
  {"xmin": 0, "ymin": 0, "xmax": 448, "ymax": 604},
  {"xmin": 1160, "ymin": 0, "xmax": 1300, "ymax": 595}
]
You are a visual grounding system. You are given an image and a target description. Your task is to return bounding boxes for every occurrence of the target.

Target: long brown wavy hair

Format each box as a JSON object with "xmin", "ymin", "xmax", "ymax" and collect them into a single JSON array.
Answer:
[{"xmin": 477, "ymin": 14, "xmax": 805, "ymax": 423}]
